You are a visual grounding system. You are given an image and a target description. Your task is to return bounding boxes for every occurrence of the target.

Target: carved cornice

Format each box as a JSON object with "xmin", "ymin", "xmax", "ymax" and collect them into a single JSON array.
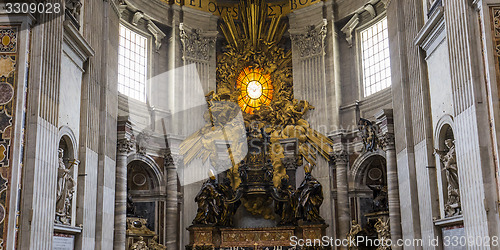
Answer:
[
  {"xmin": 179, "ymin": 23, "xmax": 217, "ymax": 61},
  {"xmin": 290, "ymin": 19, "xmax": 328, "ymax": 58},
  {"xmin": 364, "ymin": 4, "xmax": 377, "ymax": 18},
  {"xmin": 132, "ymin": 11, "xmax": 144, "ymax": 26},
  {"xmin": 147, "ymin": 20, "xmax": 166, "ymax": 52},
  {"xmin": 341, "ymin": 13, "xmax": 360, "ymax": 47}
]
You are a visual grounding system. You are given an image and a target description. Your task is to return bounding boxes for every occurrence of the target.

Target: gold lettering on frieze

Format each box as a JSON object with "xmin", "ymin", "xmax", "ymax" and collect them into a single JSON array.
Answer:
[
  {"xmin": 491, "ymin": 7, "xmax": 500, "ymax": 112},
  {"xmin": 161, "ymin": 0, "xmax": 323, "ymax": 17}
]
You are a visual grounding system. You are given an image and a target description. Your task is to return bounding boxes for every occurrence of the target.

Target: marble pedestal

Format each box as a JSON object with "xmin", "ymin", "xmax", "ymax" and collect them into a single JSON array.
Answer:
[{"xmin": 187, "ymin": 224, "xmax": 328, "ymax": 249}]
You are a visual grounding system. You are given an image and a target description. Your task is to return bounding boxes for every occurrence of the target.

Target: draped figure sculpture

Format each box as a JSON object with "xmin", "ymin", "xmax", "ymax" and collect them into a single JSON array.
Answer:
[
  {"xmin": 192, "ymin": 171, "xmax": 223, "ymax": 225},
  {"xmin": 295, "ymin": 164, "xmax": 324, "ymax": 223},
  {"xmin": 435, "ymin": 139, "xmax": 461, "ymax": 217},
  {"xmin": 274, "ymin": 177, "xmax": 297, "ymax": 225},
  {"xmin": 218, "ymin": 177, "xmax": 241, "ymax": 227},
  {"xmin": 55, "ymin": 148, "xmax": 77, "ymax": 225}
]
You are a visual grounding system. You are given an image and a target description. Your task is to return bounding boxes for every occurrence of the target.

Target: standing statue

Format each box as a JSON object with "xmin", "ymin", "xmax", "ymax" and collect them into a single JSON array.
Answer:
[
  {"xmin": 218, "ymin": 177, "xmax": 241, "ymax": 227},
  {"xmin": 435, "ymin": 139, "xmax": 461, "ymax": 217},
  {"xmin": 358, "ymin": 118, "xmax": 379, "ymax": 152},
  {"xmin": 368, "ymin": 185, "xmax": 388, "ymax": 212},
  {"xmin": 274, "ymin": 177, "xmax": 297, "ymax": 226},
  {"xmin": 263, "ymin": 159, "xmax": 274, "ymax": 183},
  {"xmin": 127, "ymin": 188, "xmax": 137, "ymax": 217},
  {"xmin": 238, "ymin": 161, "xmax": 248, "ymax": 184},
  {"xmin": 192, "ymin": 171, "xmax": 223, "ymax": 225},
  {"xmin": 55, "ymin": 149, "xmax": 77, "ymax": 225},
  {"xmin": 295, "ymin": 164, "xmax": 325, "ymax": 223}
]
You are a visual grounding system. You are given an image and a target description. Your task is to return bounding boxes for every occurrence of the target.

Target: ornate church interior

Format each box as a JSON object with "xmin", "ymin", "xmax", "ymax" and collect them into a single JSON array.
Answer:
[{"xmin": 1, "ymin": 0, "xmax": 500, "ymax": 249}]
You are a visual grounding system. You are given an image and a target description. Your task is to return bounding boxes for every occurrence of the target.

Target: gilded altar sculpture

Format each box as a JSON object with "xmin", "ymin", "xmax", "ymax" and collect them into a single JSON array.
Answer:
[
  {"xmin": 347, "ymin": 220, "xmax": 363, "ymax": 249},
  {"xmin": 374, "ymin": 218, "xmax": 391, "ymax": 250},
  {"xmin": 183, "ymin": 0, "xmax": 331, "ymax": 237},
  {"xmin": 180, "ymin": 0, "xmax": 333, "ymax": 222}
]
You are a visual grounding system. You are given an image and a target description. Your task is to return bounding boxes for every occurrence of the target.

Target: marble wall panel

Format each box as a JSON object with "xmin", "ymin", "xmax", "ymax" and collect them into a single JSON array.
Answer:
[{"xmin": 0, "ymin": 26, "xmax": 17, "ymax": 249}]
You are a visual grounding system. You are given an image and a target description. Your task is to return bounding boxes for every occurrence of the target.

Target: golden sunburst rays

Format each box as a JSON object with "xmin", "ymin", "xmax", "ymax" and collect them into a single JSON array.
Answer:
[
  {"xmin": 220, "ymin": 0, "xmax": 287, "ymax": 51},
  {"xmin": 236, "ymin": 67, "xmax": 273, "ymax": 114}
]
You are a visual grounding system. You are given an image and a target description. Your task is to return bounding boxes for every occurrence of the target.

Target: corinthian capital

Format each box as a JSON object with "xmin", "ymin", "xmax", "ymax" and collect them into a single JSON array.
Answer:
[
  {"xmin": 117, "ymin": 138, "xmax": 133, "ymax": 154},
  {"xmin": 380, "ymin": 133, "xmax": 396, "ymax": 151},
  {"xmin": 333, "ymin": 149, "xmax": 349, "ymax": 164},
  {"xmin": 290, "ymin": 19, "xmax": 328, "ymax": 57},
  {"xmin": 179, "ymin": 23, "xmax": 217, "ymax": 61}
]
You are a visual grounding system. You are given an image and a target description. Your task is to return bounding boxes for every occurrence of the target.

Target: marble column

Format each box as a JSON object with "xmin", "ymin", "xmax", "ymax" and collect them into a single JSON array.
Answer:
[
  {"xmin": 165, "ymin": 154, "xmax": 179, "ymax": 250},
  {"xmin": 384, "ymin": 134, "xmax": 402, "ymax": 248},
  {"xmin": 376, "ymin": 110, "xmax": 402, "ymax": 249},
  {"xmin": 113, "ymin": 138, "xmax": 132, "ymax": 250},
  {"xmin": 334, "ymin": 149, "xmax": 350, "ymax": 244}
]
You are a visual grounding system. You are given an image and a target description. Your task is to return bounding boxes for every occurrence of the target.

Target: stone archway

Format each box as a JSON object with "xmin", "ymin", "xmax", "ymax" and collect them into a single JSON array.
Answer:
[
  {"xmin": 126, "ymin": 154, "xmax": 166, "ymax": 243},
  {"xmin": 348, "ymin": 151, "xmax": 388, "ymax": 240}
]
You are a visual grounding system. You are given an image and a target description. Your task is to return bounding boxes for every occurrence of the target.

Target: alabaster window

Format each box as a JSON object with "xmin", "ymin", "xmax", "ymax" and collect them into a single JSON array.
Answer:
[
  {"xmin": 360, "ymin": 17, "xmax": 391, "ymax": 97},
  {"xmin": 118, "ymin": 24, "xmax": 148, "ymax": 102}
]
